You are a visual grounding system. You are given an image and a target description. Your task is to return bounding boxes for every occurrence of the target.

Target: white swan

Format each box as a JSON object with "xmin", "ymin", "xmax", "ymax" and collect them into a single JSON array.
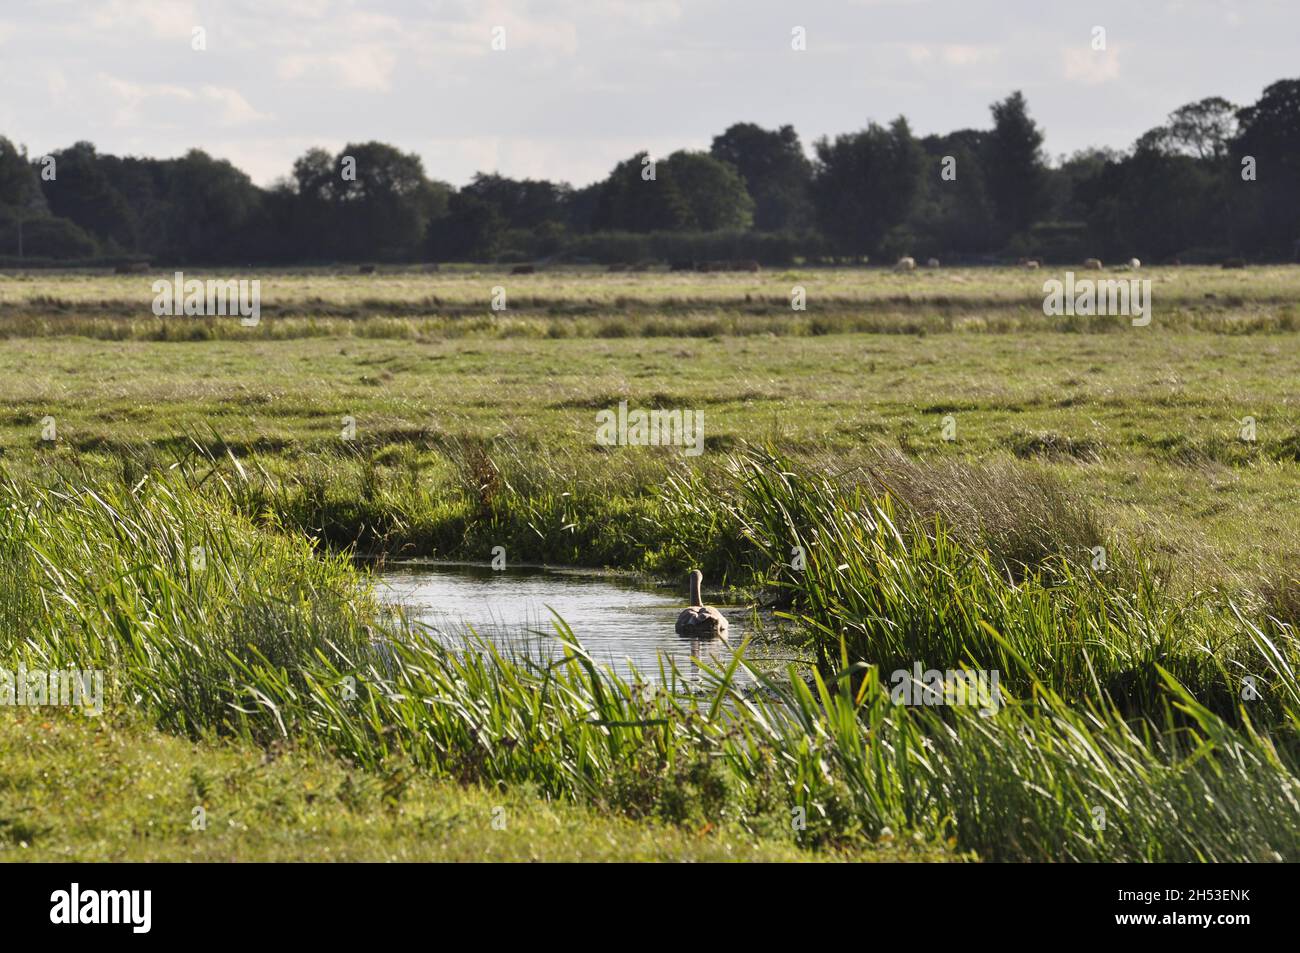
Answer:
[{"xmin": 675, "ymin": 569, "xmax": 728, "ymax": 639}]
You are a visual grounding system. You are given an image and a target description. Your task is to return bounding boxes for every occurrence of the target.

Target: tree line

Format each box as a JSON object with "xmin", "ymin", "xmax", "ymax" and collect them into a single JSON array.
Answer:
[{"xmin": 1, "ymin": 79, "xmax": 1297, "ymax": 266}]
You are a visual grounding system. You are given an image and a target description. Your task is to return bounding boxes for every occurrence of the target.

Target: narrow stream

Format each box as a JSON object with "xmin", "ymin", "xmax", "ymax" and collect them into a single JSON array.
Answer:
[{"xmin": 375, "ymin": 563, "xmax": 757, "ymax": 688}]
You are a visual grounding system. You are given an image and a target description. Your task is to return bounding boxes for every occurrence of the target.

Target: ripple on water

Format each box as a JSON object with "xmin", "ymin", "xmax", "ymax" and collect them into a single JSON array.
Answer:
[{"xmin": 374, "ymin": 563, "xmax": 754, "ymax": 689}]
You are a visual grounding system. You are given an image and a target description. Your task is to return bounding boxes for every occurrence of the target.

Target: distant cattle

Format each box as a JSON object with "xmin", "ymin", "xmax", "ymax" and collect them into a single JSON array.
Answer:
[
  {"xmin": 1128, "ymin": 258, "xmax": 1141, "ymax": 269},
  {"xmin": 1024, "ymin": 259, "xmax": 1041, "ymax": 270},
  {"xmin": 511, "ymin": 264, "xmax": 537, "ymax": 275},
  {"xmin": 1083, "ymin": 258, "xmax": 1103, "ymax": 271},
  {"xmin": 358, "ymin": 265, "xmax": 376, "ymax": 274},
  {"xmin": 925, "ymin": 258, "xmax": 941, "ymax": 268},
  {"xmin": 894, "ymin": 256, "xmax": 916, "ymax": 272}
]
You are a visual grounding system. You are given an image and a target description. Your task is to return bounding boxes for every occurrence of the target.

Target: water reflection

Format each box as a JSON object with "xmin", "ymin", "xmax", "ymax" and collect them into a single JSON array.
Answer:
[{"xmin": 374, "ymin": 562, "xmax": 754, "ymax": 689}]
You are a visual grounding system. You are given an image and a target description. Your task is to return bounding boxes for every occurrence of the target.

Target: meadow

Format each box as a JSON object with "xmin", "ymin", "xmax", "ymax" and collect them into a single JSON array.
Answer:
[{"xmin": 1, "ymin": 265, "xmax": 1297, "ymax": 861}]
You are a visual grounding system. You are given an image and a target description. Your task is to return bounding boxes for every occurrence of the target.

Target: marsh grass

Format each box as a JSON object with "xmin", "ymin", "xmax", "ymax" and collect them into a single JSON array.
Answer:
[
  {"xmin": 1, "ymin": 455, "xmax": 1297, "ymax": 860},
  {"xmin": 728, "ymin": 449, "xmax": 1293, "ymax": 724},
  {"xmin": 3, "ymin": 265, "xmax": 1300, "ymax": 341}
]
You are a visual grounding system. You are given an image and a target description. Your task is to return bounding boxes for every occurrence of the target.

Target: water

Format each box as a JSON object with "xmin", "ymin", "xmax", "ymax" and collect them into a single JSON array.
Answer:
[{"xmin": 374, "ymin": 562, "xmax": 755, "ymax": 688}]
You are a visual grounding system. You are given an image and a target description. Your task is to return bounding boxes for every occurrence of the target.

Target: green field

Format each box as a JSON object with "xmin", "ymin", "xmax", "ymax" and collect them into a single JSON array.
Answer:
[
  {"xmin": 2, "ymin": 266, "xmax": 1298, "ymax": 862},
  {"xmin": 5, "ymin": 267, "xmax": 1297, "ymax": 583}
]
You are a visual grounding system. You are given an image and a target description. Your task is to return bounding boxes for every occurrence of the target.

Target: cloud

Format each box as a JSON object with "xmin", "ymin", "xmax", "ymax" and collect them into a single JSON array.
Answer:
[
  {"xmin": 904, "ymin": 43, "xmax": 1000, "ymax": 68},
  {"xmin": 1062, "ymin": 46, "xmax": 1121, "ymax": 85},
  {"xmin": 89, "ymin": 0, "xmax": 200, "ymax": 40},
  {"xmin": 6, "ymin": 0, "xmax": 1299, "ymax": 189},
  {"xmin": 200, "ymin": 86, "xmax": 273, "ymax": 125},
  {"xmin": 591, "ymin": 1, "xmax": 685, "ymax": 28},
  {"xmin": 278, "ymin": 45, "xmax": 398, "ymax": 92},
  {"xmin": 99, "ymin": 76, "xmax": 270, "ymax": 127},
  {"xmin": 940, "ymin": 44, "xmax": 999, "ymax": 67}
]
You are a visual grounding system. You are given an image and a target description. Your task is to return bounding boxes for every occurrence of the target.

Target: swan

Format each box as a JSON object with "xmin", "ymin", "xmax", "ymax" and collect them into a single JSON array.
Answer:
[{"xmin": 675, "ymin": 569, "xmax": 728, "ymax": 639}]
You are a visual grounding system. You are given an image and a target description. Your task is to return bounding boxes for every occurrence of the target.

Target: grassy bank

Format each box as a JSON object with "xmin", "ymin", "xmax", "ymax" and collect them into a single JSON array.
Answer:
[
  {"xmin": 1, "ymin": 710, "xmax": 863, "ymax": 862},
  {"xmin": 3, "ymin": 322, "xmax": 1298, "ymax": 590},
  {"xmin": 1, "ymin": 460, "xmax": 1295, "ymax": 861},
  {"xmin": 2, "ymin": 266, "xmax": 1297, "ymax": 861}
]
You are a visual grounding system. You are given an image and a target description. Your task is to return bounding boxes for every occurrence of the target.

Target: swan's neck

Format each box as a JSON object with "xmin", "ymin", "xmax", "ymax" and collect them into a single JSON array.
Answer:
[{"xmin": 690, "ymin": 574, "xmax": 702, "ymax": 607}]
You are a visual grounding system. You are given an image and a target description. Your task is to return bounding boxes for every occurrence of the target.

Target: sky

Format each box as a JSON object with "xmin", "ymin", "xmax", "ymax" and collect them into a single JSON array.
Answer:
[{"xmin": 0, "ymin": 0, "xmax": 1294, "ymax": 188}]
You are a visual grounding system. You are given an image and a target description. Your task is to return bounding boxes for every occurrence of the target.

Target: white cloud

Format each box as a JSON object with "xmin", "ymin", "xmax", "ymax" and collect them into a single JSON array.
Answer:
[
  {"xmin": 591, "ymin": 1, "xmax": 685, "ymax": 28},
  {"xmin": 904, "ymin": 43, "xmax": 1000, "ymax": 68},
  {"xmin": 5, "ymin": 0, "xmax": 1299, "ymax": 188},
  {"xmin": 278, "ymin": 45, "xmax": 398, "ymax": 92},
  {"xmin": 1062, "ymin": 46, "xmax": 1121, "ymax": 85},
  {"xmin": 941, "ymin": 44, "xmax": 998, "ymax": 67},
  {"xmin": 904, "ymin": 44, "xmax": 934, "ymax": 65},
  {"xmin": 89, "ymin": 0, "xmax": 200, "ymax": 40},
  {"xmin": 99, "ymin": 76, "xmax": 270, "ymax": 128},
  {"xmin": 200, "ymin": 86, "xmax": 273, "ymax": 125}
]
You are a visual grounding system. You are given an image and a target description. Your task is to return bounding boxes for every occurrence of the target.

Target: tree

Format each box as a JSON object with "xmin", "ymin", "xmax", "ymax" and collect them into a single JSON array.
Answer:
[
  {"xmin": 0, "ymin": 214, "xmax": 97, "ymax": 259},
  {"xmin": 0, "ymin": 137, "xmax": 49, "ymax": 257},
  {"xmin": 913, "ymin": 129, "xmax": 995, "ymax": 255},
  {"xmin": 710, "ymin": 123, "xmax": 813, "ymax": 230},
  {"xmin": 810, "ymin": 117, "xmax": 924, "ymax": 255},
  {"xmin": 428, "ymin": 191, "xmax": 505, "ymax": 261},
  {"xmin": 277, "ymin": 147, "xmax": 340, "ymax": 259},
  {"xmin": 661, "ymin": 151, "xmax": 754, "ymax": 230},
  {"xmin": 332, "ymin": 142, "xmax": 446, "ymax": 260},
  {"xmin": 1074, "ymin": 150, "xmax": 1217, "ymax": 261},
  {"xmin": 983, "ymin": 92, "xmax": 1048, "ymax": 237},
  {"xmin": 1137, "ymin": 97, "xmax": 1238, "ymax": 160},
  {"xmin": 1166, "ymin": 97, "xmax": 1238, "ymax": 160},
  {"xmin": 39, "ymin": 142, "xmax": 138, "ymax": 250},
  {"xmin": 159, "ymin": 150, "xmax": 263, "ymax": 262},
  {"xmin": 462, "ymin": 173, "xmax": 571, "ymax": 230},
  {"xmin": 564, "ymin": 181, "xmax": 603, "ymax": 233},
  {"xmin": 592, "ymin": 152, "xmax": 691, "ymax": 232},
  {"xmin": 1232, "ymin": 79, "xmax": 1300, "ymax": 256}
]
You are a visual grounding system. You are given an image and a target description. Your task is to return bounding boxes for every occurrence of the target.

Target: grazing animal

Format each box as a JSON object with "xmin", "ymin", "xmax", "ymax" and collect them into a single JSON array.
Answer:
[
  {"xmin": 114, "ymin": 262, "xmax": 150, "ymax": 274},
  {"xmin": 511, "ymin": 264, "xmax": 536, "ymax": 275},
  {"xmin": 1222, "ymin": 257, "xmax": 1246, "ymax": 269},
  {"xmin": 1128, "ymin": 258, "xmax": 1141, "ymax": 269},
  {"xmin": 1083, "ymin": 258, "xmax": 1103, "ymax": 271},
  {"xmin": 1024, "ymin": 259, "xmax": 1041, "ymax": 269},
  {"xmin": 894, "ymin": 256, "xmax": 916, "ymax": 272},
  {"xmin": 358, "ymin": 264, "xmax": 376, "ymax": 274},
  {"xmin": 925, "ymin": 257, "xmax": 941, "ymax": 268},
  {"xmin": 675, "ymin": 570, "xmax": 728, "ymax": 640}
]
